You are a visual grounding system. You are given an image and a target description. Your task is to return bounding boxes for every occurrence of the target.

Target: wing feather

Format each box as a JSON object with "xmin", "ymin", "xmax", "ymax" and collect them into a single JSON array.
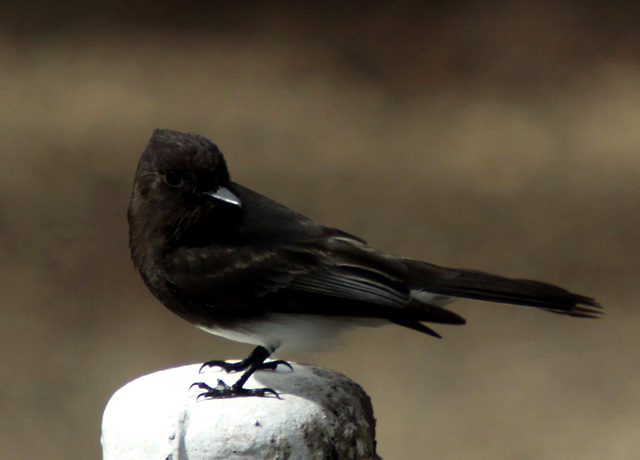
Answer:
[{"xmin": 163, "ymin": 237, "xmax": 412, "ymax": 309}]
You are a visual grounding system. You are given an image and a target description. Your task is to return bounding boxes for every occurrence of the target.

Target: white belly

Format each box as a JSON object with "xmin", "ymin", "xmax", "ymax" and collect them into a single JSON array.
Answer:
[{"xmin": 197, "ymin": 314, "xmax": 386, "ymax": 353}]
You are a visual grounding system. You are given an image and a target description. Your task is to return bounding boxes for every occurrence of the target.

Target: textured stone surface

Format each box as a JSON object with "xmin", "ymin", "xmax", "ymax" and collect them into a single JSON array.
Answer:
[{"xmin": 102, "ymin": 363, "xmax": 377, "ymax": 459}]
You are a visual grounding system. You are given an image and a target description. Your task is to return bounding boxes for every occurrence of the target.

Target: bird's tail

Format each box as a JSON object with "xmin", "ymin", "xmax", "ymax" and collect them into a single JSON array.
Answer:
[{"xmin": 403, "ymin": 259, "xmax": 602, "ymax": 319}]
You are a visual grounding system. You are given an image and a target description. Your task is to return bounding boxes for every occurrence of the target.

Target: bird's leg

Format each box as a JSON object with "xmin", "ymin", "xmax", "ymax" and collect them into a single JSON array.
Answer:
[
  {"xmin": 191, "ymin": 346, "xmax": 290, "ymax": 399},
  {"xmin": 199, "ymin": 346, "xmax": 292, "ymax": 373}
]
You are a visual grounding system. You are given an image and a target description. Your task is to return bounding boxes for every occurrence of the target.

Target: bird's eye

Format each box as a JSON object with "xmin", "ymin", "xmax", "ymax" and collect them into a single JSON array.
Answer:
[{"xmin": 164, "ymin": 171, "xmax": 183, "ymax": 187}]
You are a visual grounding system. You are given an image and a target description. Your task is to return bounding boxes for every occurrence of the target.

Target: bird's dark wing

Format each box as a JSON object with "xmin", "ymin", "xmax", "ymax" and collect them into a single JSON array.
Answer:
[
  {"xmin": 163, "ymin": 243, "xmax": 308, "ymax": 300},
  {"xmin": 163, "ymin": 236, "xmax": 408, "ymax": 304},
  {"xmin": 162, "ymin": 235, "xmax": 464, "ymax": 333}
]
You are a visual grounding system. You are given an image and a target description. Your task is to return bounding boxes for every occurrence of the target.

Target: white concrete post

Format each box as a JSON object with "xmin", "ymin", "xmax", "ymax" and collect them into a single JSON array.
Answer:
[{"xmin": 102, "ymin": 363, "xmax": 379, "ymax": 459}]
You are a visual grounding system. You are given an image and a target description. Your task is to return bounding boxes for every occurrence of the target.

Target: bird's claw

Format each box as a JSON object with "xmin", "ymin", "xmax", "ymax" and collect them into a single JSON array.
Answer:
[
  {"xmin": 199, "ymin": 360, "xmax": 237, "ymax": 373},
  {"xmin": 199, "ymin": 359, "xmax": 292, "ymax": 374},
  {"xmin": 259, "ymin": 360, "xmax": 293, "ymax": 372},
  {"xmin": 191, "ymin": 379, "xmax": 281, "ymax": 399}
]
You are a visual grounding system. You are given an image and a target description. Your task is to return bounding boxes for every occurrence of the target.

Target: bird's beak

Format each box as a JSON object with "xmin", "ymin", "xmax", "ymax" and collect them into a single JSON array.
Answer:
[{"xmin": 205, "ymin": 186, "xmax": 242, "ymax": 208}]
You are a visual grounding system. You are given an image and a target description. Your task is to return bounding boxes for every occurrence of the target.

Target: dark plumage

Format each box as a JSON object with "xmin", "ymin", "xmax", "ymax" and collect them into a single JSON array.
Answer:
[{"xmin": 128, "ymin": 129, "xmax": 601, "ymax": 398}]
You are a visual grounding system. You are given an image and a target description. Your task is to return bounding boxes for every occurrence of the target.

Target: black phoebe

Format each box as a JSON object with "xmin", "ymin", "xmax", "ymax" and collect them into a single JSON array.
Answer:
[{"xmin": 128, "ymin": 129, "xmax": 601, "ymax": 398}]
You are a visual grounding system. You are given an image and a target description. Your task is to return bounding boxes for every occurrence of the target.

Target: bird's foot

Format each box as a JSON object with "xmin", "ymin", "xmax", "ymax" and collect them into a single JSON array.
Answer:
[
  {"xmin": 199, "ymin": 358, "xmax": 292, "ymax": 374},
  {"xmin": 190, "ymin": 379, "xmax": 281, "ymax": 399}
]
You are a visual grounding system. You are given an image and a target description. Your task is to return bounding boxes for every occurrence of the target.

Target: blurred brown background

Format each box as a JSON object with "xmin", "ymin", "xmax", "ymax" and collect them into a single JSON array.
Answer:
[{"xmin": 2, "ymin": 1, "xmax": 639, "ymax": 458}]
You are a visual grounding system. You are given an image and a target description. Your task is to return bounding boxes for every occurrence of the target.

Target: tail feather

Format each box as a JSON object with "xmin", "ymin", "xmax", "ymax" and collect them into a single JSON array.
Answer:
[
  {"xmin": 404, "ymin": 260, "xmax": 602, "ymax": 319},
  {"xmin": 390, "ymin": 318, "xmax": 443, "ymax": 339},
  {"xmin": 389, "ymin": 301, "xmax": 468, "ymax": 339}
]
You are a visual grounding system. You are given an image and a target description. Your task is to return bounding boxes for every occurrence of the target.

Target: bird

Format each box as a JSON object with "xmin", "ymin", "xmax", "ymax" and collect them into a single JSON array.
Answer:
[{"xmin": 128, "ymin": 128, "xmax": 602, "ymax": 398}]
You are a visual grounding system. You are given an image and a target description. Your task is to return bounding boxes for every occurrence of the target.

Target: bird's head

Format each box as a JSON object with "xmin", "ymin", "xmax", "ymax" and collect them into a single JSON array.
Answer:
[{"xmin": 128, "ymin": 129, "xmax": 243, "ymax": 249}]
